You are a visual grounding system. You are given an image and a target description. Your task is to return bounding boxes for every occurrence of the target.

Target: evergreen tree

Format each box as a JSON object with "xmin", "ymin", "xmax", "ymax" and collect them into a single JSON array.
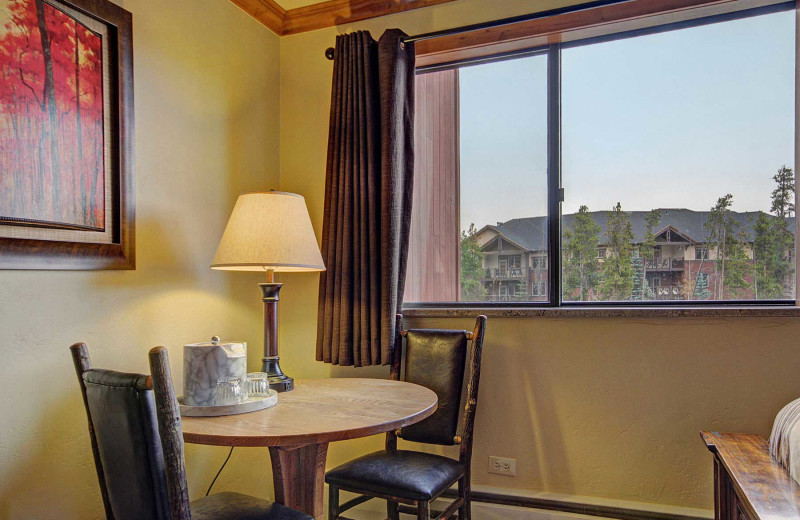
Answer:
[
  {"xmin": 630, "ymin": 254, "xmax": 646, "ymax": 300},
  {"xmin": 693, "ymin": 272, "xmax": 711, "ymax": 300},
  {"xmin": 704, "ymin": 194, "xmax": 734, "ymax": 299},
  {"xmin": 772, "ymin": 165, "xmax": 795, "ymax": 218},
  {"xmin": 771, "ymin": 165, "xmax": 796, "ymax": 298},
  {"xmin": 749, "ymin": 166, "xmax": 795, "ymax": 300},
  {"xmin": 705, "ymin": 194, "xmax": 750, "ymax": 299},
  {"xmin": 600, "ymin": 202, "xmax": 635, "ymax": 300},
  {"xmin": 639, "ymin": 209, "xmax": 661, "ymax": 300},
  {"xmin": 563, "ymin": 205, "xmax": 601, "ymax": 301},
  {"xmin": 460, "ymin": 224, "xmax": 486, "ymax": 301},
  {"xmin": 724, "ymin": 227, "xmax": 751, "ymax": 298},
  {"xmin": 753, "ymin": 212, "xmax": 783, "ymax": 299},
  {"xmin": 641, "ymin": 209, "xmax": 662, "ymax": 263}
]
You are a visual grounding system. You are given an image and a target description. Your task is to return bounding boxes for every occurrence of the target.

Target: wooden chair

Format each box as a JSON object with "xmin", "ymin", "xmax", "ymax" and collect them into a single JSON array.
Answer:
[
  {"xmin": 325, "ymin": 315, "xmax": 487, "ymax": 520},
  {"xmin": 70, "ymin": 343, "xmax": 312, "ymax": 520}
]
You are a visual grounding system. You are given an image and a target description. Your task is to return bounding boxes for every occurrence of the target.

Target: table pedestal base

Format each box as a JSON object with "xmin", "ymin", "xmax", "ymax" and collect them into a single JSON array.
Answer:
[{"xmin": 269, "ymin": 443, "xmax": 329, "ymax": 519}]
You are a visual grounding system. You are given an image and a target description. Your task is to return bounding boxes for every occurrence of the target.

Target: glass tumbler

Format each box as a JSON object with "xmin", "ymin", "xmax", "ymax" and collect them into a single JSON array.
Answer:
[
  {"xmin": 246, "ymin": 372, "xmax": 270, "ymax": 398},
  {"xmin": 215, "ymin": 376, "xmax": 243, "ymax": 405}
]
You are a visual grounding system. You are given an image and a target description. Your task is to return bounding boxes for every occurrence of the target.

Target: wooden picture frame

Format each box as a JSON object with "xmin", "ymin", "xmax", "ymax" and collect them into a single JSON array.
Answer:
[{"xmin": 0, "ymin": 0, "xmax": 134, "ymax": 270}]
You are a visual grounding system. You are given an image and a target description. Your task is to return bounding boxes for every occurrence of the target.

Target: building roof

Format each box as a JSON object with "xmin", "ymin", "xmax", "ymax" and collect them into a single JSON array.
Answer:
[{"xmin": 479, "ymin": 209, "xmax": 795, "ymax": 252}]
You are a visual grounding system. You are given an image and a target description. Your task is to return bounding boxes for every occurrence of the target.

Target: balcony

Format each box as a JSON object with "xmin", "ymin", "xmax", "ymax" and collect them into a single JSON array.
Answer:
[
  {"xmin": 645, "ymin": 257, "xmax": 685, "ymax": 272},
  {"xmin": 653, "ymin": 285, "xmax": 684, "ymax": 300},
  {"xmin": 484, "ymin": 267, "xmax": 528, "ymax": 280}
]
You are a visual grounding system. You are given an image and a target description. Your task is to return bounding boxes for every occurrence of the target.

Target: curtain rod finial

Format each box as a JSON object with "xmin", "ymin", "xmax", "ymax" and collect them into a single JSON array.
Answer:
[{"xmin": 325, "ymin": 47, "xmax": 335, "ymax": 60}]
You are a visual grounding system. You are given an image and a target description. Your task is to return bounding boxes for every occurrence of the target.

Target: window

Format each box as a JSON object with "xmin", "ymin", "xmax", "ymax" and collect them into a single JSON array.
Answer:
[
  {"xmin": 531, "ymin": 281, "xmax": 546, "ymax": 297},
  {"xmin": 695, "ymin": 246, "xmax": 708, "ymax": 260},
  {"xmin": 502, "ymin": 255, "xmax": 522, "ymax": 269},
  {"xmin": 404, "ymin": 4, "xmax": 796, "ymax": 307}
]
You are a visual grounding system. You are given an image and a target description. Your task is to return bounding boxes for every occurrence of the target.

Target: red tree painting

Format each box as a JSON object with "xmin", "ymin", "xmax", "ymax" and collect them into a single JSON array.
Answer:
[{"xmin": 0, "ymin": 0, "xmax": 104, "ymax": 230}]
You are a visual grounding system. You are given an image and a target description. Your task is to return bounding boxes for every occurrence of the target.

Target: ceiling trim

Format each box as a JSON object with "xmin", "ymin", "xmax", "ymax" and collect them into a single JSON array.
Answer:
[
  {"xmin": 231, "ymin": 0, "xmax": 286, "ymax": 33},
  {"xmin": 282, "ymin": 0, "xmax": 457, "ymax": 35},
  {"xmin": 232, "ymin": 0, "xmax": 458, "ymax": 36}
]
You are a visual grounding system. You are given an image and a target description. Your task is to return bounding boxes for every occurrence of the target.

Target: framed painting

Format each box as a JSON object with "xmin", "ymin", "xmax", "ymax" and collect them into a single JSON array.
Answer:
[{"xmin": 0, "ymin": 0, "xmax": 133, "ymax": 269}]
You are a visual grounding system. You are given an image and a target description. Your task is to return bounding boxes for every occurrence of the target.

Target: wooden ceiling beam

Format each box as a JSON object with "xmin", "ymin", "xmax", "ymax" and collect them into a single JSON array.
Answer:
[
  {"xmin": 230, "ymin": 0, "xmax": 286, "ymax": 34},
  {"xmin": 231, "ymin": 0, "xmax": 458, "ymax": 36},
  {"xmin": 282, "ymin": 0, "xmax": 456, "ymax": 35}
]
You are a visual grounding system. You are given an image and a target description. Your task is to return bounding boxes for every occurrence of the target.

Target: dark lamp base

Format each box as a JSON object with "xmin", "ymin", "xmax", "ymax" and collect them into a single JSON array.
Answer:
[{"xmin": 262, "ymin": 356, "xmax": 294, "ymax": 392}]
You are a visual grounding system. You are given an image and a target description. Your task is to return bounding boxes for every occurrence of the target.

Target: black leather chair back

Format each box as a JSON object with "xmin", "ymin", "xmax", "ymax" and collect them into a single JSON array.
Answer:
[
  {"xmin": 399, "ymin": 329, "xmax": 468, "ymax": 445},
  {"xmin": 82, "ymin": 369, "xmax": 171, "ymax": 520}
]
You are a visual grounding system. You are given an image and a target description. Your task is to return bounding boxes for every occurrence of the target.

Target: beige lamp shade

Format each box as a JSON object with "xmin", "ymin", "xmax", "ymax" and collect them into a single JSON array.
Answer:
[{"xmin": 211, "ymin": 191, "xmax": 325, "ymax": 272}]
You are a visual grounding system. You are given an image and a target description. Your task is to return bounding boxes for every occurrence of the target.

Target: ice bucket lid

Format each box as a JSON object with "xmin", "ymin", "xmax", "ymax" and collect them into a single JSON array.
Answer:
[{"xmin": 184, "ymin": 336, "xmax": 246, "ymax": 355}]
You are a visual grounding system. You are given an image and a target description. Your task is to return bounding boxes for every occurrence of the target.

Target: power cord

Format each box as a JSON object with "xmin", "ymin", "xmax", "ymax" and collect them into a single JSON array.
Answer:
[{"xmin": 205, "ymin": 446, "xmax": 234, "ymax": 496}]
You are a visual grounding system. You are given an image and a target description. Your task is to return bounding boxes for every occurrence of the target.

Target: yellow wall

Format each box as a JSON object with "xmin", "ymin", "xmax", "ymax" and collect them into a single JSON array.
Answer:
[
  {"xmin": 0, "ymin": 0, "xmax": 281, "ymax": 517},
  {"xmin": 277, "ymin": 0, "xmax": 800, "ymax": 512},
  {"xmin": 2, "ymin": 0, "xmax": 800, "ymax": 517}
]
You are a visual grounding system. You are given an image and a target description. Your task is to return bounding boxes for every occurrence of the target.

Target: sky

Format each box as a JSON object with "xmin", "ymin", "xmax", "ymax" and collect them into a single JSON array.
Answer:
[{"xmin": 457, "ymin": 9, "xmax": 795, "ymax": 232}]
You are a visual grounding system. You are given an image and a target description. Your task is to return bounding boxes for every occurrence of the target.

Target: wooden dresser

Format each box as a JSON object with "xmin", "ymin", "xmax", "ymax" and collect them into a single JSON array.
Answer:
[{"xmin": 702, "ymin": 431, "xmax": 800, "ymax": 520}]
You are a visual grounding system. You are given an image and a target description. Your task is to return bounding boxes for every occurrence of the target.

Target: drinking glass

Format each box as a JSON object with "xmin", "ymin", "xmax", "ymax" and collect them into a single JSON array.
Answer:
[
  {"xmin": 246, "ymin": 372, "xmax": 270, "ymax": 398},
  {"xmin": 215, "ymin": 377, "xmax": 243, "ymax": 405}
]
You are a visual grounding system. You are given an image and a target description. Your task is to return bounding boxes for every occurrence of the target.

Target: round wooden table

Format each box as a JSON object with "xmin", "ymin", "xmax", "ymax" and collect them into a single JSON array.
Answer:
[{"xmin": 181, "ymin": 378, "xmax": 438, "ymax": 519}]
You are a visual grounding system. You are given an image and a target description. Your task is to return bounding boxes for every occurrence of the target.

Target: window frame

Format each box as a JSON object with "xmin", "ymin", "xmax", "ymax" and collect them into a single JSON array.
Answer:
[
  {"xmin": 405, "ymin": 0, "xmax": 798, "ymax": 310},
  {"xmin": 695, "ymin": 246, "xmax": 709, "ymax": 260}
]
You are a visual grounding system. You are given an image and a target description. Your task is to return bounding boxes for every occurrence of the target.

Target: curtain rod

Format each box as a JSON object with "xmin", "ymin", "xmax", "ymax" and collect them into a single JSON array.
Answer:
[{"xmin": 324, "ymin": 0, "xmax": 633, "ymax": 60}]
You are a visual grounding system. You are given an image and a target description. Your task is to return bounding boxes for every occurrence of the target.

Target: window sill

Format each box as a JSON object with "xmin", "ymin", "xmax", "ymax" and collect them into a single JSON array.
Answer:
[{"xmin": 401, "ymin": 305, "xmax": 800, "ymax": 319}]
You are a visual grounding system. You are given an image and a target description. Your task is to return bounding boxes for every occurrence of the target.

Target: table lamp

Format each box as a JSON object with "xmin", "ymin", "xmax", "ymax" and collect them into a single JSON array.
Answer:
[{"xmin": 211, "ymin": 191, "xmax": 325, "ymax": 392}]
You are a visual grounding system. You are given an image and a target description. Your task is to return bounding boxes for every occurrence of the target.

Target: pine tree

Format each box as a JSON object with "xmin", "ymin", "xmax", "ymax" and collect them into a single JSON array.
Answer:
[
  {"xmin": 460, "ymin": 224, "xmax": 487, "ymax": 301},
  {"xmin": 751, "ymin": 166, "xmax": 795, "ymax": 300},
  {"xmin": 753, "ymin": 212, "xmax": 782, "ymax": 299},
  {"xmin": 630, "ymin": 254, "xmax": 646, "ymax": 300},
  {"xmin": 772, "ymin": 166, "xmax": 795, "ymax": 218},
  {"xmin": 705, "ymin": 194, "xmax": 750, "ymax": 299},
  {"xmin": 563, "ymin": 205, "xmax": 601, "ymax": 301},
  {"xmin": 641, "ymin": 210, "xmax": 661, "ymax": 262},
  {"xmin": 639, "ymin": 209, "xmax": 661, "ymax": 300},
  {"xmin": 600, "ymin": 202, "xmax": 635, "ymax": 300},
  {"xmin": 693, "ymin": 272, "xmax": 711, "ymax": 300},
  {"xmin": 724, "ymin": 227, "xmax": 751, "ymax": 298},
  {"xmin": 771, "ymin": 165, "xmax": 795, "ymax": 298}
]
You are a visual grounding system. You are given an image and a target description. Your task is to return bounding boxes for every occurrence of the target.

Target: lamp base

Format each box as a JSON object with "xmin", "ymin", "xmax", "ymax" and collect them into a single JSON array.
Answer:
[{"xmin": 262, "ymin": 355, "xmax": 294, "ymax": 392}]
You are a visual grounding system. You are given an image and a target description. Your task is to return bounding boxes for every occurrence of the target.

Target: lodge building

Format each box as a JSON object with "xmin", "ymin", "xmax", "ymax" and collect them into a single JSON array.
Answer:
[{"xmin": 475, "ymin": 209, "xmax": 795, "ymax": 301}]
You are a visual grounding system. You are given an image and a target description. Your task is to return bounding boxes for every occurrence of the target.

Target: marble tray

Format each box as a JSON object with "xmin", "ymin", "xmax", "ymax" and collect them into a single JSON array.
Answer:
[{"xmin": 178, "ymin": 390, "xmax": 278, "ymax": 417}]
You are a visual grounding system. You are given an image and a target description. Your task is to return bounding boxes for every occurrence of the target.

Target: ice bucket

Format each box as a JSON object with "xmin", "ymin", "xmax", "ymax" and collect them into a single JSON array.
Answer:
[{"xmin": 183, "ymin": 336, "xmax": 247, "ymax": 406}]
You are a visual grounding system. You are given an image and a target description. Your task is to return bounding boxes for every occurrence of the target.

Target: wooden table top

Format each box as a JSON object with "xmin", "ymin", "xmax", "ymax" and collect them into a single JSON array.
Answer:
[
  {"xmin": 702, "ymin": 431, "xmax": 800, "ymax": 520},
  {"xmin": 182, "ymin": 378, "xmax": 438, "ymax": 448}
]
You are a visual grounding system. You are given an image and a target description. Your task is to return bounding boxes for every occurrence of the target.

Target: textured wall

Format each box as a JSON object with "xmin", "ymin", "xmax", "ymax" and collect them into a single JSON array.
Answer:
[
  {"xmin": 276, "ymin": 0, "xmax": 800, "ymax": 511},
  {"xmin": 2, "ymin": 0, "xmax": 799, "ymax": 517},
  {"xmin": 0, "ymin": 0, "xmax": 281, "ymax": 517}
]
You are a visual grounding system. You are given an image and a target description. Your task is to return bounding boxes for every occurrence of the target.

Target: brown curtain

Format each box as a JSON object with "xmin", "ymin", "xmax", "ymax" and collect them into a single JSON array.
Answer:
[{"xmin": 316, "ymin": 29, "xmax": 415, "ymax": 367}]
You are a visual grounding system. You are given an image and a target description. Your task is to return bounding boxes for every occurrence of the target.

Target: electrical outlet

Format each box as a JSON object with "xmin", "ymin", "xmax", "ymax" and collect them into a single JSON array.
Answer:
[{"xmin": 488, "ymin": 456, "xmax": 516, "ymax": 476}]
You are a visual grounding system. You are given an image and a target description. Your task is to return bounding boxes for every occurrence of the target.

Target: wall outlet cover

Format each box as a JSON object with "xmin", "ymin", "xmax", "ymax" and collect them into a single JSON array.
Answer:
[{"xmin": 488, "ymin": 456, "xmax": 517, "ymax": 476}]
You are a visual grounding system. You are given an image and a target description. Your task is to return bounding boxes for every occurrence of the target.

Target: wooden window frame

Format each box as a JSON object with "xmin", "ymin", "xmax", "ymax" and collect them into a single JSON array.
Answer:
[
  {"xmin": 415, "ymin": 0, "xmax": 794, "ymax": 69},
  {"xmin": 405, "ymin": 0, "xmax": 799, "ymax": 311}
]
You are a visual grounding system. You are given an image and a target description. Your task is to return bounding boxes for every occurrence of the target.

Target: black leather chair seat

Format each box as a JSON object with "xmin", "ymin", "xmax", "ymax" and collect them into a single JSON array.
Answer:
[
  {"xmin": 325, "ymin": 450, "xmax": 464, "ymax": 501},
  {"xmin": 191, "ymin": 492, "xmax": 313, "ymax": 520}
]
